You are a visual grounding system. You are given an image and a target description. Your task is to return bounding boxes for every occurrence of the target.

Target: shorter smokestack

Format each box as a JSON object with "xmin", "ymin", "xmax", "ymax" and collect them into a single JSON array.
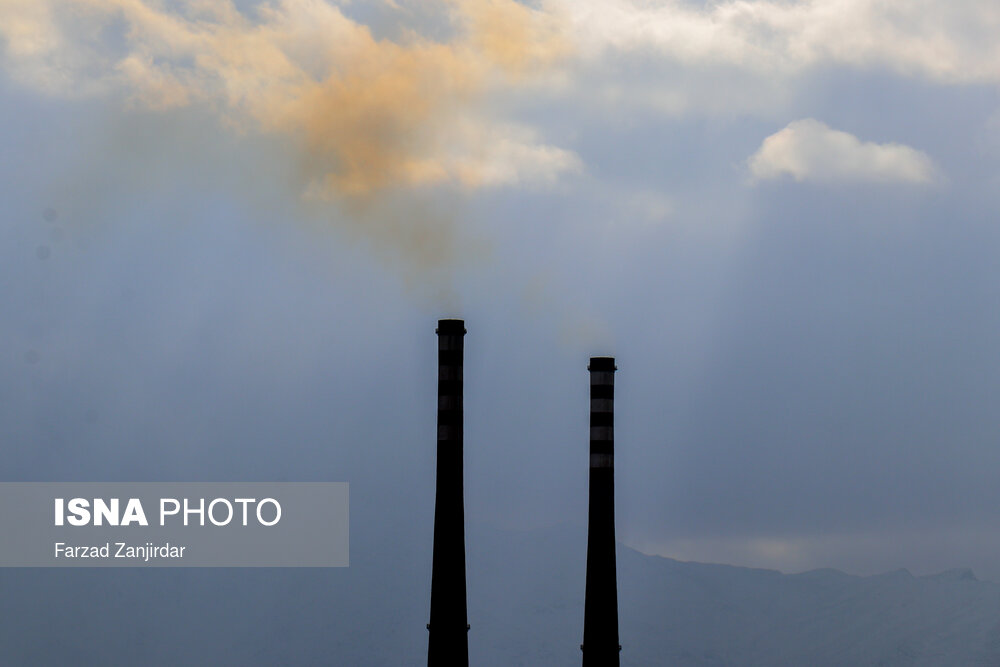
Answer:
[{"xmin": 581, "ymin": 356, "xmax": 620, "ymax": 666}]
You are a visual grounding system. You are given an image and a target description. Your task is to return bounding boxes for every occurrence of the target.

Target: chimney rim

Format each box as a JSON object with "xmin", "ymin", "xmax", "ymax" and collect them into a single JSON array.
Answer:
[
  {"xmin": 436, "ymin": 318, "xmax": 467, "ymax": 335},
  {"xmin": 588, "ymin": 356, "xmax": 617, "ymax": 371}
]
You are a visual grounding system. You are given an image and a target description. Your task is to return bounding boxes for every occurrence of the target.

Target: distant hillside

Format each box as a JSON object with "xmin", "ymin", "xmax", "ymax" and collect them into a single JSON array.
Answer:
[
  {"xmin": 469, "ymin": 525, "xmax": 1000, "ymax": 666},
  {"xmin": 1, "ymin": 524, "xmax": 998, "ymax": 665}
]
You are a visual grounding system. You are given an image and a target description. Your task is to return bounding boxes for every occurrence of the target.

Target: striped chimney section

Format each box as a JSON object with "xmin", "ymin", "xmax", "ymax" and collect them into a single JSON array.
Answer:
[
  {"xmin": 427, "ymin": 319, "xmax": 470, "ymax": 666},
  {"xmin": 582, "ymin": 356, "xmax": 621, "ymax": 666}
]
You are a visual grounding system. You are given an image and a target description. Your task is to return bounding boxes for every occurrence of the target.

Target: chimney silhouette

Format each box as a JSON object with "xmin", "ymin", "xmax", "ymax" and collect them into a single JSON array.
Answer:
[
  {"xmin": 582, "ymin": 356, "xmax": 621, "ymax": 666},
  {"xmin": 427, "ymin": 319, "xmax": 469, "ymax": 666}
]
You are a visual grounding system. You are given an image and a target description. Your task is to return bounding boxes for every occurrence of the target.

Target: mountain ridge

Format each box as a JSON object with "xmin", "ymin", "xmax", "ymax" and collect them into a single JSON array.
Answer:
[{"xmin": 0, "ymin": 523, "xmax": 997, "ymax": 665}]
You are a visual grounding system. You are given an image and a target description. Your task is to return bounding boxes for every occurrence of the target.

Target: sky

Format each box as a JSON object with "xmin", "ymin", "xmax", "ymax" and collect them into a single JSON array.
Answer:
[{"xmin": 3, "ymin": 0, "xmax": 1000, "ymax": 583}]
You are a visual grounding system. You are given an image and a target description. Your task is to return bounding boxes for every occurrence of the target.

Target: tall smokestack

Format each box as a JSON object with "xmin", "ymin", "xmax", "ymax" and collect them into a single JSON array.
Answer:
[
  {"xmin": 427, "ymin": 319, "xmax": 469, "ymax": 666},
  {"xmin": 582, "ymin": 356, "xmax": 621, "ymax": 666}
]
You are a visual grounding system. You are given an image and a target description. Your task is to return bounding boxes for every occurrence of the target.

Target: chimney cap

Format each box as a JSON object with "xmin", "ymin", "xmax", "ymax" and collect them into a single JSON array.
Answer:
[
  {"xmin": 436, "ymin": 318, "xmax": 467, "ymax": 335},
  {"xmin": 588, "ymin": 356, "xmax": 616, "ymax": 371}
]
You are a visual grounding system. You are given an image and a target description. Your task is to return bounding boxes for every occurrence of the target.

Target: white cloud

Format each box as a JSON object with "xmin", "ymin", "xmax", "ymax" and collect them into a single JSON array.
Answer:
[
  {"xmin": 541, "ymin": 0, "xmax": 1000, "ymax": 117},
  {"xmin": 747, "ymin": 119, "xmax": 938, "ymax": 185},
  {"xmin": 554, "ymin": 0, "xmax": 1000, "ymax": 85},
  {"xmin": 444, "ymin": 121, "xmax": 583, "ymax": 189}
]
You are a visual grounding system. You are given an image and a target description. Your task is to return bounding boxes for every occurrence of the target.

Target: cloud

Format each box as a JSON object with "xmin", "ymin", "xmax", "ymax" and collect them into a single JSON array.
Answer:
[
  {"xmin": 554, "ymin": 0, "xmax": 1000, "ymax": 85},
  {"xmin": 538, "ymin": 0, "xmax": 1000, "ymax": 118},
  {"xmin": 747, "ymin": 119, "xmax": 938, "ymax": 184}
]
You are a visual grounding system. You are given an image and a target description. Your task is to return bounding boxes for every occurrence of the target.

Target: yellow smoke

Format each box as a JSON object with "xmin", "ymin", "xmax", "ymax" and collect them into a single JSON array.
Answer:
[{"xmin": 0, "ymin": 0, "xmax": 573, "ymax": 199}]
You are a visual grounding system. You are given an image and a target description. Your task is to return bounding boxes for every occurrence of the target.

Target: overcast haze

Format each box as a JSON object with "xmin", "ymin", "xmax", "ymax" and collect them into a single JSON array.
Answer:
[{"xmin": 3, "ymin": 0, "xmax": 1000, "ymax": 588}]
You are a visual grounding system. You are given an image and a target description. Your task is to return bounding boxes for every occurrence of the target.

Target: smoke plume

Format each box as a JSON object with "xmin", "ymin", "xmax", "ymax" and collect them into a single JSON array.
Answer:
[{"xmin": 0, "ymin": 0, "xmax": 580, "ymax": 271}]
